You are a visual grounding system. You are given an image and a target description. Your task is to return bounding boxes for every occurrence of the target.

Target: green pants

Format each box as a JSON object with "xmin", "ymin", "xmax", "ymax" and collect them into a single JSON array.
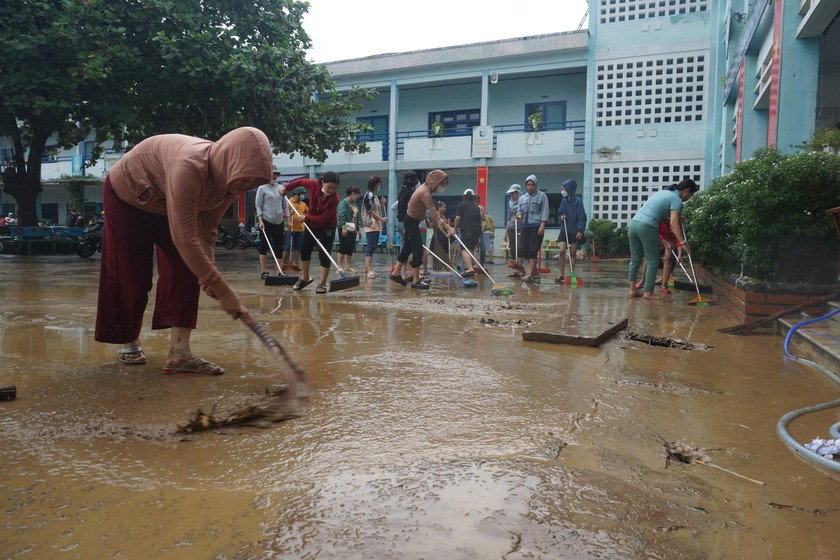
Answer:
[{"xmin": 628, "ymin": 220, "xmax": 660, "ymax": 293}]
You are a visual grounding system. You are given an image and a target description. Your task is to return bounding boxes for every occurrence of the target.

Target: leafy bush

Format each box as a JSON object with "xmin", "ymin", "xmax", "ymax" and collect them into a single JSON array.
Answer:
[
  {"xmin": 588, "ymin": 219, "xmax": 630, "ymax": 256},
  {"xmin": 683, "ymin": 147, "xmax": 840, "ymax": 283}
]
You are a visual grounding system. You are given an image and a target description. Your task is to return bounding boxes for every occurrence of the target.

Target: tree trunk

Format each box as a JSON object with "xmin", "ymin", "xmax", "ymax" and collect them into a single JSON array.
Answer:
[
  {"xmin": 3, "ymin": 173, "xmax": 43, "ymax": 227},
  {"xmin": 1, "ymin": 129, "xmax": 47, "ymax": 226}
]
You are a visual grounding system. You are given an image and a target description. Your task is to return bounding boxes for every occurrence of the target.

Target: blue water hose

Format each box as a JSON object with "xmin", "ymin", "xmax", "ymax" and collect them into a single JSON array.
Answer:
[{"xmin": 776, "ymin": 307, "xmax": 840, "ymax": 474}]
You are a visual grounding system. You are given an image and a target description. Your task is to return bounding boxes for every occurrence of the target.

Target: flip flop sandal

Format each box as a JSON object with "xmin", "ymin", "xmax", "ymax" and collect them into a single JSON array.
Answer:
[
  {"xmin": 462, "ymin": 271, "xmax": 476, "ymax": 277},
  {"xmin": 161, "ymin": 357, "xmax": 224, "ymax": 376},
  {"xmin": 293, "ymin": 278, "xmax": 314, "ymax": 291},
  {"xmin": 118, "ymin": 347, "xmax": 147, "ymax": 365},
  {"xmin": 315, "ymin": 284, "xmax": 327, "ymax": 294},
  {"xmin": 388, "ymin": 274, "xmax": 407, "ymax": 286}
]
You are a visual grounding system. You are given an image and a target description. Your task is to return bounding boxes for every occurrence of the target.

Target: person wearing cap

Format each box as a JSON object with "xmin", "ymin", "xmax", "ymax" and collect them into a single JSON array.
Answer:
[
  {"xmin": 389, "ymin": 169, "xmax": 455, "ymax": 289},
  {"xmin": 282, "ymin": 171, "xmax": 340, "ymax": 294},
  {"xmin": 503, "ymin": 184, "xmax": 524, "ymax": 273},
  {"xmin": 515, "ymin": 174, "xmax": 549, "ymax": 283},
  {"xmin": 255, "ymin": 167, "xmax": 290, "ymax": 279},
  {"xmin": 95, "ymin": 127, "xmax": 273, "ymax": 375},
  {"xmin": 282, "ymin": 186, "xmax": 308, "ymax": 270},
  {"xmin": 453, "ymin": 188, "xmax": 482, "ymax": 276},
  {"xmin": 554, "ymin": 179, "xmax": 588, "ymax": 284}
]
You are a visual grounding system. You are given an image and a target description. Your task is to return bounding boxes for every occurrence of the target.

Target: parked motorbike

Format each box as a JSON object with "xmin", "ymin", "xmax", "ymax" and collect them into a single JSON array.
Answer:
[
  {"xmin": 237, "ymin": 227, "xmax": 260, "ymax": 249},
  {"xmin": 217, "ymin": 224, "xmax": 237, "ymax": 250},
  {"xmin": 77, "ymin": 221, "xmax": 104, "ymax": 258}
]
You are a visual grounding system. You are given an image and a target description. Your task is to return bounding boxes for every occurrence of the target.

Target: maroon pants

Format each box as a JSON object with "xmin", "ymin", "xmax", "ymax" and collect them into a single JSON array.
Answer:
[{"xmin": 94, "ymin": 177, "xmax": 200, "ymax": 344}]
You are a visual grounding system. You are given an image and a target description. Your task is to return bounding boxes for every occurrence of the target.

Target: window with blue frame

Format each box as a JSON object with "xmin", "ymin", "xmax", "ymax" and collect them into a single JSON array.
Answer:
[
  {"xmin": 356, "ymin": 115, "xmax": 388, "ymax": 141},
  {"xmin": 356, "ymin": 115, "xmax": 389, "ymax": 160},
  {"xmin": 525, "ymin": 101, "xmax": 567, "ymax": 131},
  {"xmin": 428, "ymin": 109, "xmax": 481, "ymax": 137}
]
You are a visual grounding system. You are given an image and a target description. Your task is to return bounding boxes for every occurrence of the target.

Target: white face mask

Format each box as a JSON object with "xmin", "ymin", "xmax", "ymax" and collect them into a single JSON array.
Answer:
[{"xmin": 561, "ymin": 189, "xmax": 568, "ymax": 197}]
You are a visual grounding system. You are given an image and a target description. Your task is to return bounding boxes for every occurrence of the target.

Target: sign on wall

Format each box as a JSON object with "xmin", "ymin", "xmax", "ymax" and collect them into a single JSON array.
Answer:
[{"xmin": 471, "ymin": 126, "xmax": 494, "ymax": 158}]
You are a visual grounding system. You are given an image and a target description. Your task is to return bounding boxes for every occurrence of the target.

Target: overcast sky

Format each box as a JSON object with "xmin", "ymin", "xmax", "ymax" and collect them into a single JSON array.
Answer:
[{"xmin": 303, "ymin": 0, "xmax": 591, "ymax": 63}]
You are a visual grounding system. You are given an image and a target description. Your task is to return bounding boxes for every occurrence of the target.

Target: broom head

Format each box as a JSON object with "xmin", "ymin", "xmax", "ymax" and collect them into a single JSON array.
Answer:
[
  {"xmin": 688, "ymin": 294, "xmax": 714, "ymax": 307},
  {"xmin": 265, "ymin": 275, "xmax": 299, "ymax": 286},
  {"xmin": 328, "ymin": 274, "xmax": 360, "ymax": 292},
  {"xmin": 490, "ymin": 285, "xmax": 513, "ymax": 297}
]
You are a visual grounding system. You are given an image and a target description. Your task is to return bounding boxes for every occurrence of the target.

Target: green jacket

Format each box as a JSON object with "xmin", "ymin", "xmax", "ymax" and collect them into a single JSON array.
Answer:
[{"xmin": 337, "ymin": 198, "xmax": 358, "ymax": 228}]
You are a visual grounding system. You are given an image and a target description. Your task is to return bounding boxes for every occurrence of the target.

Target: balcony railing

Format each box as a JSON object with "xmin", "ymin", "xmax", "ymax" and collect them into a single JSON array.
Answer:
[{"xmin": 395, "ymin": 119, "xmax": 585, "ymax": 158}]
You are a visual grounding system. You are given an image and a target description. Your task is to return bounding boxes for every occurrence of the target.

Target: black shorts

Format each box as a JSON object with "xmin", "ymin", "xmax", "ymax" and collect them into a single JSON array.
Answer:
[
  {"xmin": 300, "ymin": 227, "xmax": 336, "ymax": 268},
  {"xmin": 459, "ymin": 228, "xmax": 481, "ymax": 252},
  {"xmin": 338, "ymin": 229, "xmax": 356, "ymax": 255},
  {"xmin": 520, "ymin": 227, "xmax": 544, "ymax": 259},
  {"xmin": 257, "ymin": 221, "xmax": 285, "ymax": 256}
]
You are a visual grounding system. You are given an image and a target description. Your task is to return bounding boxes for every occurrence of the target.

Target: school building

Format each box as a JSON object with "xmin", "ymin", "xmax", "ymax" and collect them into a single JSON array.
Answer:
[{"xmin": 2, "ymin": 0, "xmax": 837, "ymax": 247}]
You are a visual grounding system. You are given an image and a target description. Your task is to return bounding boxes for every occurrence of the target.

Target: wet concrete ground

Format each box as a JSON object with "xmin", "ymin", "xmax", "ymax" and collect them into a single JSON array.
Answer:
[{"xmin": 1, "ymin": 249, "xmax": 839, "ymax": 559}]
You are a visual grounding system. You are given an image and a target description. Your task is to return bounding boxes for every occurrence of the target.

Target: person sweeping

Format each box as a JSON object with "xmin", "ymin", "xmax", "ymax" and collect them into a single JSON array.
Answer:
[
  {"xmin": 554, "ymin": 179, "xmax": 587, "ymax": 285},
  {"xmin": 282, "ymin": 172, "xmax": 341, "ymax": 294},
  {"xmin": 95, "ymin": 127, "xmax": 273, "ymax": 375},
  {"xmin": 389, "ymin": 169, "xmax": 455, "ymax": 289},
  {"xmin": 628, "ymin": 179, "xmax": 698, "ymax": 299}
]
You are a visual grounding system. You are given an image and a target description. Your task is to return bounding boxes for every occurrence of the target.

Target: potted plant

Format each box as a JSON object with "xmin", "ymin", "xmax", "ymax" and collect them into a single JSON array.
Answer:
[
  {"xmin": 526, "ymin": 112, "xmax": 542, "ymax": 144},
  {"xmin": 431, "ymin": 120, "xmax": 445, "ymax": 149}
]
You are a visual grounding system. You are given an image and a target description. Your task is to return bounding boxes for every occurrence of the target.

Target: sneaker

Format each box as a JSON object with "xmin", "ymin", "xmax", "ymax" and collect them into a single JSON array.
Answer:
[
  {"xmin": 366, "ymin": 271, "xmax": 377, "ymax": 279},
  {"xmin": 411, "ymin": 281, "xmax": 430, "ymax": 290},
  {"xmin": 388, "ymin": 274, "xmax": 407, "ymax": 286},
  {"xmin": 260, "ymin": 271, "xmax": 269, "ymax": 279}
]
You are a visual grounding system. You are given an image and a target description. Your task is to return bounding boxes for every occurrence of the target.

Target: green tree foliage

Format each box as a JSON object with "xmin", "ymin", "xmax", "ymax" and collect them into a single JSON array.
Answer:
[
  {"xmin": 683, "ymin": 147, "xmax": 840, "ymax": 283},
  {"xmin": 0, "ymin": 0, "xmax": 371, "ymax": 225},
  {"xmin": 587, "ymin": 219, "xmax": 629, "ymax": 256}
]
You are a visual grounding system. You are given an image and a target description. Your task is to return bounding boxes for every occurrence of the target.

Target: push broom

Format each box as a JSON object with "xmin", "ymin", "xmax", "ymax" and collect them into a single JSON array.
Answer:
[
  {"xmin": 179, "ymin": 313, "xmax": 309, "ymax": 432},
  {"xmin": 423, "ymin": 244, "xmax": 478, "ymax": 288},
  {"xmin": 263, "ymin": 233, "xmax": 298, "ymax": 286},
  {"xmin": 680, "ymin": 225, "xmax": 713, "ymax": 308},
  {"xmin": 508, "ymin": 218, "xmax": 525, "ymax": 276},
  {"xmin": 285, "ymin": 196, "xmax": 359, "ymax": 292},
  {"xmin": 452, "ymin": 233, "xmax": 511, "ymax": 296},
  {"xmin": 562, "ymin": 223, "xmax": 583, "ymax": 286}
]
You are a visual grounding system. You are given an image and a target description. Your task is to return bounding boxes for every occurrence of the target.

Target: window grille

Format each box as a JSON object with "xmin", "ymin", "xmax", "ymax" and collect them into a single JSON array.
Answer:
[
  {"xmin": 595, "ymin": 54, "xmax": 706, "ymax": 126},
  {"xmin": 591, "ymin": 161, "xmax": 703, "ymax": 227},
  {"xmin": 599, "ymin": 0, "xmax": 709, "ymax": 24}
]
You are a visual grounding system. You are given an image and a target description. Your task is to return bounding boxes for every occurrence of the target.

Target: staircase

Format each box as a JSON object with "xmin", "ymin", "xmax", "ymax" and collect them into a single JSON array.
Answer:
[{"xmin": 778, "ymin": 301, "xmax": 840, "ymax": 372}]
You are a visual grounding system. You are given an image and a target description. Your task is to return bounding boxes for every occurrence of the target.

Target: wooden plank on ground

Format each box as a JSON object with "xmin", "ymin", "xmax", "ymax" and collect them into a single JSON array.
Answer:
[{"xmin": 522, "ymin": 318, "xmax": 628, "ymax": 347}]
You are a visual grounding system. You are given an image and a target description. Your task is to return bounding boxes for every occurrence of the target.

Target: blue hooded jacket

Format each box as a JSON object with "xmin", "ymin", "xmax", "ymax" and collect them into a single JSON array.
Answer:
[{"xmin": 557, "ymin": 179, "xmax": 587, "ymax": 240}]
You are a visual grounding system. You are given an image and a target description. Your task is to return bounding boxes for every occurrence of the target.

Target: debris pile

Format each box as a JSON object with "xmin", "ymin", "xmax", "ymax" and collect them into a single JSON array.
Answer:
[
  {"xmin": 178, "ymin": 386, "xmax": 304, "ymax": 433},
  {"xmin": 805, "ymin": 438, "xmax": 840, "ymax": 460}
]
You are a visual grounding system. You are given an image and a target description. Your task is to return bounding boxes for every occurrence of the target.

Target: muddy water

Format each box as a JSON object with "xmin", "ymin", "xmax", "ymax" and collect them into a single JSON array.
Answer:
[{"xmin": 2, "ymin": 251, "xmax": 839, "ymax": 559}]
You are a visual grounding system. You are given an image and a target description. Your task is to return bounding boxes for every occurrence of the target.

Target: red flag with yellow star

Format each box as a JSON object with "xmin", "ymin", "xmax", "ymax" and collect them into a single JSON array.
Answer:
[{"xmin": 476, "ymin": 166, "xmax": 487, "ymax": 202}]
